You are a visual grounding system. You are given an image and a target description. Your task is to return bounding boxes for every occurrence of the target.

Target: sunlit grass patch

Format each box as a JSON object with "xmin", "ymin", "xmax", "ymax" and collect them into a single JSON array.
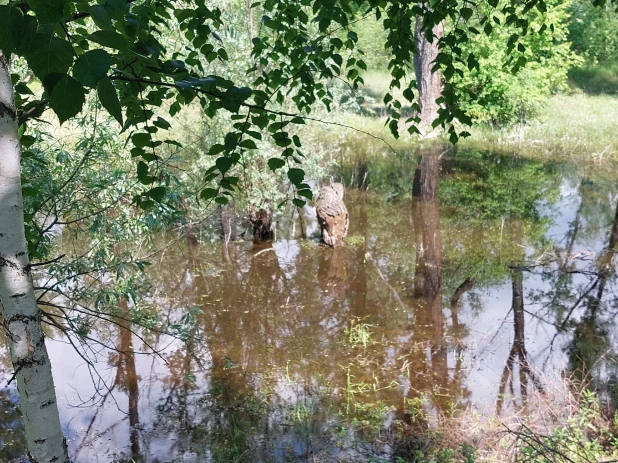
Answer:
[{"xmin": 464, "ymin": 92, "xmax": 618, "ymax": 160}]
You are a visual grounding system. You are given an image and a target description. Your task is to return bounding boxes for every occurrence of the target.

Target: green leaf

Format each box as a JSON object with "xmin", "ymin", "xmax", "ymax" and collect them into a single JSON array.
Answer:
[
  {"xmin": 208, "ymin": 144, "xmax": 225, "ymax": 156},
  {"xmin": 48, "ymin": 75, "xmax": 85, "ymax": 124},
  {"xmin": 132, "ymin": 133, "xmax": 151, "ymax": 148},
  {"xmin": 73, "ymin": 50, "xmax": 111, "ymax": 87},
  {"xmin": 89, "ymin": 5, "xmax": 112, "ymax": 29},
  {"xmin": 292, "ymin": 199, "xmax": 306, "ymax": 208},
  {"xmin": 0, "ymin": 6, "xmax": 24, "ymax": 54},
  {"xmin": 200, "ymin": 188, "xmax": 218, "ymax": 200},
  {"xmin": 229, "ymin": 86, "xmax": 251, "ymax": 99},
  {"xmin": 97, "ymin": 77, "xmax": 123, "ymax": 125},
  {"xmin": 297, "ymin": 189, "xmax": 313, "ymax": 200},
  {"xmin": 240, "ymin": 139, "xmax": 257, "ymax": 150},
  {"xmin": 216, "ymin": 157, "xmax": 233, "ymax": 174},
  {"xmin": 137, "ymin": 161, "xmax": 151, "ymax": 184},
  {"xmin": 287, "ymin": 168, "xmax": 305, "ymax": 185},
  {"xmin": 267, "ymin": 158, "xmax": 285, "ymax": 171},
  {"xmin": 153, "ymin": 117, "xmax": 171, "ymax": 130},
  {"xmin": 215, "ymin": 197, "xmax": 229, "ymax": 205},
  {"xmin": 145, "ymin": 186, "xmax": 166, "ymax": 202},
  {"xmin": 29, "ymin": 0, "xmax": 67, "ymax": 24},
  {"xmin": 25, "ymin": 35, "xmax": 74, "ymax": 79},
  {"xmin": 89, "ymin": 30, "xmax": 129, "ymax": 50}
]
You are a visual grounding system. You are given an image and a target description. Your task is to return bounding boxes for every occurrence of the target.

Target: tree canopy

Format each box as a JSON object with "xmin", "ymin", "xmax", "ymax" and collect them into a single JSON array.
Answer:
[{"xmin": 0, "ymin": 0, "xmax": 582, "ymax": 205}]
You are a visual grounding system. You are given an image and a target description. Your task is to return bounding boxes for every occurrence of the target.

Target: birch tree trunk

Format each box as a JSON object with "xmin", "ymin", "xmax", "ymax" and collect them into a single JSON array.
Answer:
[
  {"xmin": 414, "ymin": 16, "xmax": 444, "ymax": 126},
  {"xmin": 0, "ymin": 52, "xmax": 70, "ymax": 463}
]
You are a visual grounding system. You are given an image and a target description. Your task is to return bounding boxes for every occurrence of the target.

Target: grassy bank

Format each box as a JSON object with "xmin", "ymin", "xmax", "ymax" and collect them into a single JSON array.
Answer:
[
  {"xmin": 304, "ymin": 70, "xmax": 618, "ymax": 165},
  {"xmin": 383, "ymin": 381, "xmax": 618, "ymax": 463},
  {"xmin": 464, "ymin": 93, "xmax": 618, "ymax": 160}
]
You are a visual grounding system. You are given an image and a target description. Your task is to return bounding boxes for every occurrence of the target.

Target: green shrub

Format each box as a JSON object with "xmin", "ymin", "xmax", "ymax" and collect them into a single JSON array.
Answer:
[
  {"xmin": 569, "ymin": 0, "xmax": 618, "ymax": 64},
  {"xmin": 453, "ymin": 0, "xmax": 581, "ymax": 125}
]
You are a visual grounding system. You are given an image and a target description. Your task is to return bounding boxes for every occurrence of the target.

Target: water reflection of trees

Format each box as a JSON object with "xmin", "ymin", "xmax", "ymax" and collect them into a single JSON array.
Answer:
[
  {"xmin": 563, "ymin": 199, "xmax": 618, "ymax": 412},
  {"xmin": 9, "ymin": 148, "xmax": 618, "ymax": 461},
  {"xmin": 110, "ymin": 147, "xmax": 573, "ymax": 460}
]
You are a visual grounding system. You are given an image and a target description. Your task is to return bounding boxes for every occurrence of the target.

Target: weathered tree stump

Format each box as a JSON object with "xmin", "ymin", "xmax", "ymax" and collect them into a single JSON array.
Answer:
[
  {"xmin": 250, "ymin": 208, "xmax": 274, "ymax": 242},
  {"xmin": 316, "ymin": 183, "xmax": 349, "ymax": 246}
]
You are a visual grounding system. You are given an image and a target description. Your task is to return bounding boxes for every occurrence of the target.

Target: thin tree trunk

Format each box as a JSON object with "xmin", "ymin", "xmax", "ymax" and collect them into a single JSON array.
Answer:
[
  {"xmin": 0, "ymin": 53, "xmax": 69, "ymax": 463},
  {"xmin": 414, "ymin": 16, "xmax": 444, "ymax": 126}
]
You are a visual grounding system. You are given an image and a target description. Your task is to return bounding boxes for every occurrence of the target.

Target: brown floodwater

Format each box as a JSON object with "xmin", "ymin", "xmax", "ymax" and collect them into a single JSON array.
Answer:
[{"xmin": 2, "ymin": 148, "xmax": 618, "ymax": 462}]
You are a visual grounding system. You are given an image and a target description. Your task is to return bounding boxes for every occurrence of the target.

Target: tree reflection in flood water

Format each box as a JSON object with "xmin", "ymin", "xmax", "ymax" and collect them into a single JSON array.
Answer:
[{"xmin": 2, "ymin": 148, "xmax": 618, "ymax": 461}]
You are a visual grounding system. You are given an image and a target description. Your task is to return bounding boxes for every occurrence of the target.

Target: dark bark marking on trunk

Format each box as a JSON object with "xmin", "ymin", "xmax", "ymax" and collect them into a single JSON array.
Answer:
[
  {"xmin": 40, "ymin": 397, "xmax": 56, "ymax": 409},
  {"xmin": 7, "ymin": 313, "xmax": 40, "ymax": 324},
  {"xmin": 10, "ymin": 292, "xmax": 27, "ymax": 298},
  {"xmin": 14, "ymin": 355, "xmax": 48, "ymax": 370},
  {"xmin": 0, "ymin": 257, "xmax": 23, "ymax": 271},
  {"xmin": 34, "ymin": 438, "xmax": 47, "ymax": 444},
  {"xmin": 0, "ymin": 101, "xmax": 17, "ymax": 119},
  {"xmin": 0, "ymin": 257, "xmax": 30, "ymax": 277}
]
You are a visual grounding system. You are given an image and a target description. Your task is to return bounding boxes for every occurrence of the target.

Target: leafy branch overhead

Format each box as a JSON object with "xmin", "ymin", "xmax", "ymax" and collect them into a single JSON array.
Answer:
[{"xmin": 0, "ymin": 0, "xmax": 584, "ymax": 205}]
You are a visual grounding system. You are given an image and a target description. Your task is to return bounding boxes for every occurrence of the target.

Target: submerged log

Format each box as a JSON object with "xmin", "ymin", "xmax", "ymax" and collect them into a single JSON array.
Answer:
[
  {"xmin": 250, "ymin": 208, "xmax": 274, "ymax": 242},
  {"xmin": 316, "ymin": 183, "xmax": 349, "ymax": 247}
]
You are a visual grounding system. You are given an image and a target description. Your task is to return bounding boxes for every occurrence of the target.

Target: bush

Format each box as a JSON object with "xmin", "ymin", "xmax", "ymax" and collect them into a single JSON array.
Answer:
[
  {"xmin": 453, "ymin": 0, "xmax": 581, "ymax": 125},
  {"xmin": 569, "ymin": 0, "xmax": 618, "ymax": 64}
]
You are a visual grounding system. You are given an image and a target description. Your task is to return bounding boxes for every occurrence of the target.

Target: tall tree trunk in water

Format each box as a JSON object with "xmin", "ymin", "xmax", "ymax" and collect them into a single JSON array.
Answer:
[
  {"xmin": 0, "ymin": 54, "xmax": 69, "ymax": 462},
  {"xmin": 414, "ymin": 17, "xmax": 444, "ymax": 126}
]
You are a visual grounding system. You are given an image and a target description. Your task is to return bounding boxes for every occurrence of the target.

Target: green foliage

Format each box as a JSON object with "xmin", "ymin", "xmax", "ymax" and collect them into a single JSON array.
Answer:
[
  {"xmin": 516, "ymin": 390, "xmax": 618, "ymax": 463},
  {"xmin": 569, "ymin": 0, "xmax": 618, "ymax": 63},
  {"xmin": 0, "ymin": 0, "xmax": 576, "ymax": 213},
  {"xmin": 453, "ymin": 0, "xmax": 581, "ymax": 125}
]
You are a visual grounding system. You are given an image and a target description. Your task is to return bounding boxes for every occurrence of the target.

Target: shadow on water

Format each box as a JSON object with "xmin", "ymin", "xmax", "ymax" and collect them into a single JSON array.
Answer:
[{"xmin": 4, "ymin": 146, "xmax": 618, "ymax": 461}]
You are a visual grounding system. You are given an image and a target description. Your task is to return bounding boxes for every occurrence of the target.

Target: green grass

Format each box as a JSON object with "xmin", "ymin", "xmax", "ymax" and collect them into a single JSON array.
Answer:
[
  {"xmin": 464, "ymin": 92, "xmax": 618, "ymax": 160},
  {"xmin": 300, "ymin": 66, "xmax": 618, "ymax": 173}
]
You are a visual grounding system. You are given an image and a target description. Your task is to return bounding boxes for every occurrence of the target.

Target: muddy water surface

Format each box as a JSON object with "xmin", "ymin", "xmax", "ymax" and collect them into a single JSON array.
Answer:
[{"xmin": 2, "ymin": 148, "xmax": 618, "ymax": 462}]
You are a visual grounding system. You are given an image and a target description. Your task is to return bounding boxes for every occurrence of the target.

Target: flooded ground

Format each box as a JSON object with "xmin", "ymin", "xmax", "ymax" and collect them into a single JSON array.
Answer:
[{"xmin": 2, "ymin": 147, "xmax": 618, "ymax": 462}]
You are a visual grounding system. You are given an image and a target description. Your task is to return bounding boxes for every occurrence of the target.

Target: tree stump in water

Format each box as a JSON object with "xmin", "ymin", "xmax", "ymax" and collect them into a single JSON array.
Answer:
[
  {"xmin": 250, "ymin": 208, "xmax": 274, "ymax": 242},
  {"xmin": 316, "ymin": 183, "xmax": 349, "ymax": 247}
]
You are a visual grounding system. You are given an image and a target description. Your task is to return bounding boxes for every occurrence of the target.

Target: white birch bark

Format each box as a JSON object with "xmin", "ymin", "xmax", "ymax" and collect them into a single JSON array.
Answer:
[{"xmin": 0, "ymin": 52, "xmax": 70, "ymax": 463}]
